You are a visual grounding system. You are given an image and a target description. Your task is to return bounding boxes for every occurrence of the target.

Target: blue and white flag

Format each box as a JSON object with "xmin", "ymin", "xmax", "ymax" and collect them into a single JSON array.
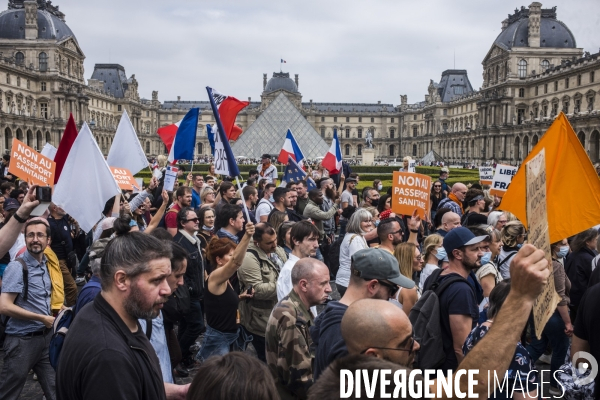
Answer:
[
  {"xmin": 207, "ymin": 87, "xmax": 240, "ymax": 178},
  {"xmin": 206, "ymin": 124, "xmax": 216, "ymax": 156},
  {"xmin": 167, "ymin": 107, "xmax": 199, "ymax": 163},
  {"xmin": 281, "ymin": 156, "xmax": 316, "ymax": 190}
]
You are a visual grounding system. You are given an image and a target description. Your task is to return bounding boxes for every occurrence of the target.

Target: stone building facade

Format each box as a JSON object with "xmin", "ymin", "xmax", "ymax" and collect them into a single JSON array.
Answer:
[{"xmin": 1, "ymin": 1, "xmax": 599, "ymax": 165}]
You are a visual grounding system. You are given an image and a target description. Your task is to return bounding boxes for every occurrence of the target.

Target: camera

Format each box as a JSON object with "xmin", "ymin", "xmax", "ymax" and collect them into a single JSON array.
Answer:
[{"xmin": 36, "ymin": 186, "xmax": 52, "ymax": 203}]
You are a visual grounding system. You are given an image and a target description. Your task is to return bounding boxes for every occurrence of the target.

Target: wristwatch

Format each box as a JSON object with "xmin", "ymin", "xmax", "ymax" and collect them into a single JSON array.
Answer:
[{"xmin": 13, "ymin": 212, "xmax": 27, "ymax": 223}]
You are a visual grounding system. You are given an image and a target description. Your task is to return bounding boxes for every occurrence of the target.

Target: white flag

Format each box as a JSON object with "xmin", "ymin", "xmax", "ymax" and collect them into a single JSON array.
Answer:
[
  {"xmin": 54, "ymin": 123, "xmax": 121, "ymax": 232},
  {"xmin": 40, "ymin": 143, "xmax": 58, "ymax": 160},
  {"xmin": 107, "ymin": 110, "xmax": 149, "ymax": 175}
]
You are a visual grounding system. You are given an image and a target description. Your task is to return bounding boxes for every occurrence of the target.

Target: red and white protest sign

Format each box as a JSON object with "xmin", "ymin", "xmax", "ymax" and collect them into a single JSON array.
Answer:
[{"xmin": 8, "ymin": 139, "xmax": 56, "ymax": 187}]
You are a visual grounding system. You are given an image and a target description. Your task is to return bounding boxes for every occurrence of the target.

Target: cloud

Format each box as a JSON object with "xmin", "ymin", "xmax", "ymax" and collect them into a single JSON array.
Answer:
[{"xmin": 58, "ymin": 0, "xmax": 600, "ymax": 104}]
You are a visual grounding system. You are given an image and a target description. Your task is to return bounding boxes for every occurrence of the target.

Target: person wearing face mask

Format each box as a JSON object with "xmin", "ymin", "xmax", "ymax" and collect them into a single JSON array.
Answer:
[
  {"xmin": 196, "ymin": 207, "xmax": 216, "ymax": 259},
  {"xmin": 372, "ymin": 179, "xmax": 383, "ymax": 193},
  {"xmin": 497, "ymin": 221, "xmax": 527, "ymax": 279},
  {"xmin": 419, "ymin": 234, "xmax": 445, "ymax": 292},
  {"xmin": 362, "ymin": 188, "xmax": 380, "ymax": 208},
  {"xmin": 474, "ymin": 227, "xmax": 503, "ymax": 300},
  {"xmin": 255, "ymin": 183, "xmax": 276, "ymax": 223},
  {"xmin": 526, "ymin": 238, "xmax": 572, "ymax": 397}
]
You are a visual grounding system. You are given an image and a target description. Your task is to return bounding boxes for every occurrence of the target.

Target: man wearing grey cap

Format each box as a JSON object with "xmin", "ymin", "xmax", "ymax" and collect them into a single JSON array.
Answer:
[
  {"xmin": 422, "ymin": 226, "xmax": 489, "ymax": 372},
  {"xmin": 310, "ymin": 247, "xmax": 415, "ymax": 380}
]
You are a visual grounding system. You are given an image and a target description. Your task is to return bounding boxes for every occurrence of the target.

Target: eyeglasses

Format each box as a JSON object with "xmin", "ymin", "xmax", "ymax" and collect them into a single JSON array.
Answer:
[
  {"xmin": 26, "ymin": 233, "xmax": 47, "ymax": 240},
  {"xmin": 377, "ymin": 279, "xmax": 400, "ymax": 297},
  {"xmin": 185, "ymin": 218, "xmax": 200, "ymax": 223},
  {"xmin": 360, "ymin": 330, "xmax": 416, "ymax": 356}
]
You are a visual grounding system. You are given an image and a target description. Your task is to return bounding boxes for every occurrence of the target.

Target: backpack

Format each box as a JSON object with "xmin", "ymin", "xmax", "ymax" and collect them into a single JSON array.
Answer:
[
  {"xmin": 157, "ymin": 208, "xmax": 178, "ymax": 229},
  {"xmin": 408, "ymin": 268, "xmax": 469, "ymax": 369},
  {"xmin": 327, "ymin": 235, "xmax": 346, "ymax": 278},
  {"xmin": 0, "ymin": 258, "xmax": 28, "ymax": 327}
]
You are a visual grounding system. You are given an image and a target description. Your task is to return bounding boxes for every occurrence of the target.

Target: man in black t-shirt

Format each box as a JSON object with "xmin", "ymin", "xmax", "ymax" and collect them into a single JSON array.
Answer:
[
  {"xmin": 572, "ymin": 283, "xmax": 600, "ymax": 399},
  {"xmin": 424, "ymin": 226, "xmax": 488, "ymax": 372}
]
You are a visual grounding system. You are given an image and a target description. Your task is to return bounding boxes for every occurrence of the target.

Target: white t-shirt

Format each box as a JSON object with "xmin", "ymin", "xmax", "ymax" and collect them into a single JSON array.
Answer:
[
  {"xmin": 336, "ymin": 233, "xmax": 368, "ymax": 287},
  {"xmin": 255, "ymin": 198, "xmax": 274, "ymax": 221},
  {"xmin": 419, "ymin": 263, "xmax": 440, "ymax": 292},
  {"xmin": 257, "ymin": 164, "xmax": 278, "ymax": 184}
]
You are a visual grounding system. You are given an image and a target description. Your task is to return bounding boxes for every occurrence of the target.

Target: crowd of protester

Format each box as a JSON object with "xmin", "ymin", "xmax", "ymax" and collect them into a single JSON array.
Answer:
[{"xmin": 0, "ymin": 154, "xmax": 598, "ymax": 400}]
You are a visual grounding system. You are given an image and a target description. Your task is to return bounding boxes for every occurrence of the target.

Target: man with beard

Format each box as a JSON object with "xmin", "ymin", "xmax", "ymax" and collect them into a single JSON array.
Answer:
[
  {"xmin": 318, "ymin": 179, "xmax": 341, "ymax": 260},
  {"xmin": 165, "ymin": 186, "xmax": 192, "ymax": 237},
  {"xmin": 0, "ymin": 220, "xmax": 56, "ymax": 400},
  {"xmin": 56, "ymin": 231, "xmax": 187, "ymax": 400},
  {"xmin": 422, "ymin": 226, "xmax": 488, "ymax": 372},
  {"xmin": 377, "ymin": 219, "xmax": 404, "ymax": 253},
  {"xmin": 303, "ymin": 188, "xmax": 340, "ymax": 241},
  {"xmin": 310, "ymin": 248, "xmax": 415, "ymax": 379},
  {"xmin": 237, "ymin": 185, "xmax": 258, "ymax": 241}
]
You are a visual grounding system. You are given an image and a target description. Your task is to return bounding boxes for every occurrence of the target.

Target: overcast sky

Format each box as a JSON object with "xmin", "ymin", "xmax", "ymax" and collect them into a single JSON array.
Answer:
[{"xmin": 57, "ymin": 0, "xmax": 600, "ymax": 105}]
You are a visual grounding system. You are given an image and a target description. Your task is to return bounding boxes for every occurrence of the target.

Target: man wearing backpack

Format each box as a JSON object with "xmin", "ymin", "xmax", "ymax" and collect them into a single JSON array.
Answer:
[
  {"xmin": 422, "ymin": 226, "xmax": 488, "ymax": 372},
  {"xmin": 0, "ymin": 219, "xmax": 56, "ymax": 400},
  {"xmin": 238, "ymin": 222, "xmax": 287, "ymax": 362}
]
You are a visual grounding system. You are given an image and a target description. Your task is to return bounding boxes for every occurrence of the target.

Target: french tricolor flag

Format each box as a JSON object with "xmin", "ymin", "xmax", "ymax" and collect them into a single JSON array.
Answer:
[
  {"xmin": 322, "ymin": 128, "xmax": 343, "ymax": 174},
  {"xmin": 207, "ymin": 88, "xmax": 249, "ymax": 141},
  {"xmin": 164, "ymin": 108, "xmax": 200, "ymax": 163},
  {"xmin": 278, "ymin": 129, "xmax": 305, "ymax": 166}
]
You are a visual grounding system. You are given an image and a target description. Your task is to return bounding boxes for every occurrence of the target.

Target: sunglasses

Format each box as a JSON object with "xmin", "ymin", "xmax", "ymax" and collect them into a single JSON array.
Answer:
[
  {"xmin": 377, "ymin": 279, "xmax": 400, "ymax": 297},
  {"xmin": 360, "ymin": 329, "xmax": 416, "ymax": 356},
  {"xmin": 185, "ymin": 218, "xmax": 200, "ymax": 223}
]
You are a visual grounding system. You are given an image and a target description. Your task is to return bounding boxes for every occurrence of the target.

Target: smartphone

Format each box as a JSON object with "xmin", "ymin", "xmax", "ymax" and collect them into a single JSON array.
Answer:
[
  {"xmin": 36, "ymin": 186, "xmax": 52, "ymax": 203},
  {"xmin": 245, "ymin": 285, "xmax": 253, "ymax": 303}
]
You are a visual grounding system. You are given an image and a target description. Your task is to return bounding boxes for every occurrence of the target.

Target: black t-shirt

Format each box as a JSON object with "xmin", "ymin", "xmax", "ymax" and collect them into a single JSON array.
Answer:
[
  {"xmin": 460, "ymin": 212, "xmax": 488, "ymax": 227},
  {"xmin": 205, "ymin": 278, "xmax": 239, "ymax": 333},
  {"xmin": 432, "ymin": 273, "xmax": 479, "ymax": 371},
  {"xmin": 573, "ymin": 283, "xmax": 600, "ymax": 399}
]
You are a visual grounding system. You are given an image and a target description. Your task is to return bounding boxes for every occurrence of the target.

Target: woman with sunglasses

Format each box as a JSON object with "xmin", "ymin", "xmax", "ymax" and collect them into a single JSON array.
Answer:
[
  {"xmin": 463, "ymin": 280, "xmax": 539, "ymax": 399},
  {"xmin": 392, "ymin": 242, "xmax": 423, "ymax": 315},
  {"xmin": 430, "ymin": 181, "xmax": 446, "ymax": 222}
]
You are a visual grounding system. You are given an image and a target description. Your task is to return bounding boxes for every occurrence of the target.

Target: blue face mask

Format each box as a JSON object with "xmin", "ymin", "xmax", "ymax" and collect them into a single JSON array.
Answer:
[
  {"xmin": 480, "ymin": 251, "xmax": 492, "ymax": 265},
  {"xmin": 435, "ymin": 247, "xmax": 447, "ymax": 261},
  {"xmin": 557, "ymin": 246, "xmax": 569, "ymax": 258},
  {"xmin": 269, "ymin": 195, "xmax": 274, "ymax": 202},
  {"xmin": 374, "ymin": 220, "xmax": 380, "ymax": 227},
  {"xmin": 516, "ymin": 243, "xmax": 523, "ymax": 249}
]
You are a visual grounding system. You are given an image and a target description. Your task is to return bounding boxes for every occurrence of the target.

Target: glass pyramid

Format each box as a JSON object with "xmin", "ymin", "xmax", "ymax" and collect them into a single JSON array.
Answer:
[{"xmin": 231, "ymin": 93, "xmax": 330, "ymax": 159}]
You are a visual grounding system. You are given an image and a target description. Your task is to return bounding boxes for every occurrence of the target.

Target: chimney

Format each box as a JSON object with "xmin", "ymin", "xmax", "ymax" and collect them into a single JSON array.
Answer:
[
  {"xmin": 24, "ymin": 1, "xmax": 38, "ymax": 40},
  {"xmin": 528, "ymin": 2, "xmax": 542, "ymax": 47},
  {"xmin": 263, "ymin": 73, "xmax": 267, "ymax": 90},
  {"xmin": 501, "ymin": 18, "xmax": 509, "ymax": 31},
  {"xmin": 177, "ymin": 96, "xmax": 180, "ymax": 102},
  {"xmin": 248, "ymin": 97, "xmax": 251, "ymax": 102},
  {"xmin": 378, "ymin": 100, "xmax": 381, "ymax": 104},
  {"xmin": 295, "ymin": 74, "xmax": 299, "ymax": 89}
]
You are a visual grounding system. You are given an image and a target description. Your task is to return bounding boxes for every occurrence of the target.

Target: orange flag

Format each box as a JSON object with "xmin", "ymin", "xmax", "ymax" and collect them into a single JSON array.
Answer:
[{"xmin": 500, "ymin": 112, "xmax": 600, "ymax": 243}]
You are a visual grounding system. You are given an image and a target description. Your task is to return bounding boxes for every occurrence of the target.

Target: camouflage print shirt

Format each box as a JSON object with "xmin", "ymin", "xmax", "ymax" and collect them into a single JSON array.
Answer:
[{"xmin": 265, "ymin": 289, "xmax": 315, "ymax": 400}]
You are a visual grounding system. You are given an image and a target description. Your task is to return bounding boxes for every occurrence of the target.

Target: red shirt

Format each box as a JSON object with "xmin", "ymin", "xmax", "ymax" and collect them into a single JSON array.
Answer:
[{"xmin": 164, "ymin": 203, "xmax": 181, "ymax": 229}]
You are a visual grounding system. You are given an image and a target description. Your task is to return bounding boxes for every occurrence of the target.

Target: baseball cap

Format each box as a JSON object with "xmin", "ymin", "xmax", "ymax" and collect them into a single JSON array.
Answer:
[
  {"xmin": 345, "ymin": 177, "xmax": 357, "ymax": 183},
  {"xmin": 443, "ymin": 227, "xmax": 489, "ymax": 255},
  {"xmin": 351, "ymin": 248, "xmax": 415, "ymax": 289},
  {"xmin": 4, "ymin": 198, "xmax": 20, "ymax": 211},
  {"xmin": 261, "ymin": 154, "xmax": 271, "ymax": 159}
]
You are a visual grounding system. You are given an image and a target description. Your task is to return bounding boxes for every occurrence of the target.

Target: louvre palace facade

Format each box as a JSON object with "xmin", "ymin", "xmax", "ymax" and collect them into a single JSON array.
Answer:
[{"xmin": 0, "ymin": 1, "xmax": 599, "ymax": 165}]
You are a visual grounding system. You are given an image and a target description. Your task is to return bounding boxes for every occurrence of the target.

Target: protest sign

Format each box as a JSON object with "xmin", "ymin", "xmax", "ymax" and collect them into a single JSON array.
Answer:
[
  {"xmin": 110, "ymin": 167, "xmax": 138, "ymax": 191},
  {"xmin": 408, "ymin": 160, "xmax": 416, "ymax": 173},
  {"xmin": 8, "ymin": 139, "xmax": 56, "ymax": 187},
  {"xmin": 490, "ymin": 164, "xmax": 517, "ymax": 197},
  {"xmin": 164, "ymin": 166, "xmax": 179, "ymax": 192},
  {"xmin": 479, "ymin": 166, "xmax": 494, "ymax": 185},
  {"xmin": 391, "ymin": 171, "xmax": 431, "ymax": 219},
  {"xmin": 526, "ymin": 149, "xmax": 561, "ymax": 339}
]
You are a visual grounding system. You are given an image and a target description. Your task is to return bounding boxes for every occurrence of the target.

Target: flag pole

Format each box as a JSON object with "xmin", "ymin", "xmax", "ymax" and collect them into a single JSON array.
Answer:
[{"xmin": 235, "ymin": 176, "xmax": 251, "ymax": 222}]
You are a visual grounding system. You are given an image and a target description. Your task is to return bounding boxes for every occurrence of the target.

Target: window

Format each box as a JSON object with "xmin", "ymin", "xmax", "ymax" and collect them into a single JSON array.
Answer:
[
  {"xmin": 146, "ymin": 111, "xmax": 149, "ymax": 117},
  {"xmin": 346, "ymin": 117, "xmax": 349, "ymax": 122},
  {"xmin": 321, "ymin": 116, "xmax": 324, "ymax": 122},
  {"xmin": 390, "ymin": 129, "xmax": 395, "ymax": 139},
  {"xmin": 543, "ymin": 105, "xmax": 548, "ymax": 117},
  {"xmin": 197, "ymin": 143, "xmax": 203, "ymax": 154},
  {"xmin": 443, "ymin": 122, "xmax": 448, "ymax": 132},
  {"xmin": 358, "ymin": 117, "xmax": 362, "ymax": 123},
  {"xmin": 563, "ymin": 101, "xmax": 569, "ymax": 114},
  {"xmin": 591, "ymin": 71, "xmax": 595, "ymax": 83},
  {"xmin": 15, "ymin": 52, "xmax": 24, "ymax": 66},
  {"xmin": 565, "ymin": 78, "xmax": 570, "ymax": 89},
  {"xmin": 146, "ymin": 142, "xmax": 150, "ymax": 153},
  {"xmin": 544, "ymin": 83, "xmax": 548, "ymax": 94},
  {"xmin": 370, "ymin": 117, "xmax": 374, "ymax": 123},
  {"xmin": 454, "ymin": 86, "xmax": 464, "ymax": 95},
  {"xmin": 357, "ymin": 145, "xmax": 362, "ymax": 156},
  {"xmin": 443, "ymin": 109, "xmax": 447, "ymax": 116},
  {"xmin": 16, "ymin": 77, "xmax": 20, "ymax": 87},
  {"xmin": 575, "ymin": 99, "xmax": 581, "ymax": 113},
  {"xmin": 518, "ymin": 59, "xmax": 527, "ymax": 78},
  {"xmin": 67, "ymin": 59, "xmax": 71, "ymax": 75},
  {"xmin": 334, "ymin": 117, "xmax": 337, "ymax": 122},
  {"xmin": 391, "ymin": 117, "xmax": 394, "ymax": 123},
  {"xmin": 412, "ymin": 126, "xmax": 418, "ymax": 137},
  {"xmin": 517, "ymin": 109, "xmax": 525, "ymax": 125},
  {"xmin": 41, "ymin": 82, "xmax": 46, "ymax": 91},
  {"xmin": 40, "ymin": 102, "xmax": 48, "ymax": 119},
  {"xmin": 552, "ymin": 103, "xmax": 558, "ymax": 116},
  {"xmin": 39, "ymin": 52, "xmax": 47, "ymax": 72},
  {"xmin": 26, "ymin": 79, "xmax": 30, "ymax": 89},
  {"xmin": 345, "ymin": 129, "xmax": 350, "ymax": 139},
  {"xmin": 554, "ymin": 81, "xmax": 558, "ymax": 91},
  {"xmin": 389, "ymin": 145, "xmax": 395, "ymax": 156},
  {"xmin": 118, "ymin": 105, "xmax": 122, "ymax": 111},
  {"xmin": 412, "ymin": 144, "xmax": 417, "ymax": 157},
  {"xmin": 535, "ymin": 86, "xmax": 539, "ymax": 96},
  {"xmin": 577, "ymin": 75, "xmax": 582, "ymax": 86},
  {"xmin": 413, "ymin": 115, "xmax": 417, "ymax": 120},
  {"xmin": 320, "ymin": 127, "xmax": 325, "ymax": 138},
  {"xmin": 519, "ymin": 88, "xmax": 525, "ymax": 98},
  {"xmin": 345, "ymin": 144, "xmax": 350, "ymax": 156},
  {"xmin": 541, "ymin": 59, "xmax": 550, "ymax": 70},
  {"xmin": 358, "ymin": 128, "xmax": 362, "ymax": 138},
  {"xmin": 6, "ymin": 73, "xmax": 9, "ymax": 84}
]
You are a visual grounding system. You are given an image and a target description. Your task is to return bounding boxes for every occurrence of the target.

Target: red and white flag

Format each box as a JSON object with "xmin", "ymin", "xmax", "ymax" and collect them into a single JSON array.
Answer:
[{"xmin": 322, "ymin": 129, "xmax": 343, "ymax": 174}]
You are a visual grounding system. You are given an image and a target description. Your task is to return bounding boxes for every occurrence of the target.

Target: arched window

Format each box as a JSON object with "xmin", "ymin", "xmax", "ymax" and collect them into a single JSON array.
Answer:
[
  {"xmin": 389, "ymin": 145, "xmax": 395, "ymax": 157},
  {"xmin": 345, "ymin": 144, "xmax": 350, "ymax": 156},
  {"xmin": 146, "ymin": 141, "xmax": 150, "ymax": 154},
  {"xmin": 39, "ymin": 52, "xmax": 48, "ymax": 72},
  {"xmin": 578, "ymin": 132, "xmax": 586, "ymax": 148},
  {"xmin": 197, "ymin": 142, "xmax": 203, "ymax": 155},
  {"xmin": 541, "ymin": 59, "xmax": 550, "ymax": 71},
  {"xmin": 26, "ymin": 130, "xmax": 33, "ymax": 147},
  {"xmin": 357, "ymin": 145, "xmax": 362, "ymax": 156},
  {"xmin": 16, "ymin": 129, "xmax": 23, "ymax": 141},
  {"xmin": 518, "ymin": 59, "xmax": 527, "ymax": 78},
  {"xmin": 46, "ymin": 131, "xmax": 52, "ymax": 146},
  {"xmin": 4, "ymin": 128, "xmax": 13, "ymax": 150},
  {"xmin": 15, "ymin": 52, "xmax": 24, "ymax": 66},
  {"xmin": 36, "ymin": 131, "xmax": 42, "ymax": 150},
  {"xmin": 390, "ymin": 129, "xmax": 395, "ymax": 139}
]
